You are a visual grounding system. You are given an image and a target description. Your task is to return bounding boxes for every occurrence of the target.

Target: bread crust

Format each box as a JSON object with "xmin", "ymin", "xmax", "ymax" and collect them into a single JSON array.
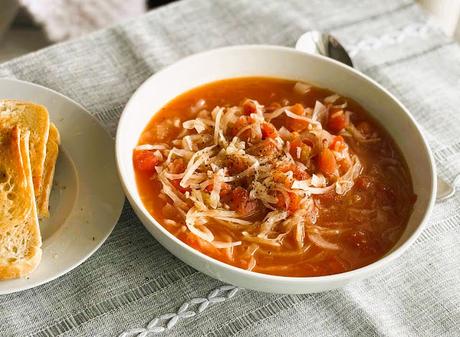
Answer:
[
  {"xmin": 0, "ymin": 127, "xmax": 42, "ymax": 280},
  {"xmin": 37, "ymin": 123, "xmax": 60, "ymax": 218},
  {"xmin": 0, "ymin": 100, "xmax": 50, "ymax": 199}
]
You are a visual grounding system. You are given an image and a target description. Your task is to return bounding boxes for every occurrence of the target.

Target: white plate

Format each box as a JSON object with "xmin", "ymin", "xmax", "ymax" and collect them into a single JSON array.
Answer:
[{"xmin": 0, "ymin": 78, "xmax": 125, "ymax": 295}]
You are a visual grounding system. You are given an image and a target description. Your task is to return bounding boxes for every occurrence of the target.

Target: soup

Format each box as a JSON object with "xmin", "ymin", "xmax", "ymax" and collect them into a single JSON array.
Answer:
[{"xmin": 133, "ymin": 77, "xmax": 415, "ymax": 277}]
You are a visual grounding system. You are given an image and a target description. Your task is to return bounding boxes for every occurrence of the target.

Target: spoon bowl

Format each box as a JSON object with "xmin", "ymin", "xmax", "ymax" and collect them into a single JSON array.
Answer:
[{"xmin": 296, "ymin": 30, "xmax": 354, "ymax": 67}]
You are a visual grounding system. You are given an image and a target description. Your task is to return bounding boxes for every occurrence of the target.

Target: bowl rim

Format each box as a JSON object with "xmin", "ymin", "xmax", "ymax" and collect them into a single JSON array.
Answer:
[{"xmin": 116, "ymin": 44, "xmax": 436, "ymax": 284}]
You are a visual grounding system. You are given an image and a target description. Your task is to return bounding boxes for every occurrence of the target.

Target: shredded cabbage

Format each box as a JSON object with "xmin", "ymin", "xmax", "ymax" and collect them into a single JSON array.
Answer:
[{"xmin": 135, "ymin": 93, "xmax": 368, "ymax": 255}]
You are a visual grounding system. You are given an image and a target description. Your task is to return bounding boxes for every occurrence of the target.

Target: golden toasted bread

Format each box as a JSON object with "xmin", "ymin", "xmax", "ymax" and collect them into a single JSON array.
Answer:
[
  {"xmin": 0, "ymin": 127, "xmax": 42, "ymax": 280},
  {"xmin": 37, "ymin": 123, "xmax": 60, "ymax": 218},
  {"xmin": 0, "ymin": 100, "xmax": 49, "ymax": 198}
]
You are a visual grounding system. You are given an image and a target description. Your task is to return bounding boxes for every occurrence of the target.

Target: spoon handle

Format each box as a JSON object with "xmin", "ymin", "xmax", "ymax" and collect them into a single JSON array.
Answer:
[{"xmin": 436, "ymin": 175, "xmax": 460, "ymax": 201}]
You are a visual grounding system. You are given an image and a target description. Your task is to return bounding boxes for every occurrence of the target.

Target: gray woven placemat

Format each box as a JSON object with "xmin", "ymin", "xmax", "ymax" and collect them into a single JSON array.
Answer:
[{"xmin": 0, "ymin": 0, "xmax": 459, "ymax": 336}]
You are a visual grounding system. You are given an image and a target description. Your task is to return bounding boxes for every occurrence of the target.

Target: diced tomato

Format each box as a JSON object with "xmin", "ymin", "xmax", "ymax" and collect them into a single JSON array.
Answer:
[
  {"xmin": 289, "ymin": 137, "xmax": 303, "ymax": 156},
  {"xmin": 279, "ymin": 163, "xmax": 310, "ymax": 181},
  {"xmin": 290, "ymin": 164, "xmax": 310, "ymax": 180},
  {"xmin": 285, "ymin": 104, "xmax": 309, "ymax": 132},
  {"xmin": 220, "ymin": 182, "xmax": 232, "ymax": 196},
  {"xmin": 171, "ymin": 179, "xmax": 189, "ymax": 194},
  {"xmin": 329, "ymin": 136, "xmax": 350, "ymax": 174},
  {"xmin": 286, "ymin": 118, "xmax": 309, "ymax": 132},
  {"xmin": 227, "ymin": 156, "xmax": 248, "ymax": 175},
  {"xmin": 242, "ymin": 99, "xmax": 257, "ymax": 115},
  {"xmin": 290, "ymin": 103, "xmax": 304, "ymax": 116},
  {"xmin": 329, "ymin": 135, "xmax": 346, "ymax": 152},
  {"xmin": 318, "ymin": 148, "xmax": 337, "ymax": 176},
  {"xmin": 327, "ymin": 110, "xmax": 347, "ymax": 133},
  {"xmin": 133, "ymin": 150, "xmax": 160, "ymax": 172},
  {"xmin": 231, "ymin": 187, "xmax": 257, "ymax": 215},
  {"xmin": 205, "ymin": 182, "xmax": 232, "ymax": 196},
  {"xmin": 289, "ymin": 137, "xmax": 312, "ymax": 163},
  {"xmin": 288, "ymin": 192, "xmax": 301, "ymax": 213},
  {"xmin": 273, "ymin": 171, "xmax": 293, "ymax": 188},
  {"xmin": 250, "ymin": 139, "xmax": 279, "ymax": 157},
  {"xmin": 293, "ymin": 166, "xmax": 310, "ymax": 180},
  {"xmin": 275, "ymin": 191, "xmax": 300, "ymax": 213},
  {"xmin": 261, "ymin": 122, "xmax": 277, "ymax": 139}
]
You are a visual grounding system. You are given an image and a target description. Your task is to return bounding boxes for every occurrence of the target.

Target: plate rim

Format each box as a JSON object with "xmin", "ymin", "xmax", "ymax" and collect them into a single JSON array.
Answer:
[{"xmin": 0, "ymin": 77, "xmax": 125, "ymax": 295}]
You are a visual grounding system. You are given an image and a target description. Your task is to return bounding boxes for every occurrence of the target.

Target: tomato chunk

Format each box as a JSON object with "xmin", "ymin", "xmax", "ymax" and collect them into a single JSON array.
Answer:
[
  {"xmin": 290, "ymin": 103, "xmax": 304, "ymax": 116},
  {"xmin": 318, "ymin": 148, "xmax": 337, "ymax": 176},
  {"xmin": 288, "ymin": 192, "xmax": 301, "ymax": 213},
  {"xmin": 275, "ymin": 191, "xmax": 301, "ymax": 213},
  {"xmin": 329, "ymin": 135, "xmax": 346, "ymax": 152},
  {"xmin": 293, "ymin": 166, "xmax": 310, "ymax": 180},
  {"xmin": 273, "ymin": 171, "xmax": 293, "ymax": 188},
  {"xmin": 289, "ymin": 137, "xmax": 312, "ymax": 164},
  {"xmin": 227, "ymin": 156, "xmax": 248, "ymax": 175},
  {"xmin": 278, "ymin": 163, "xmax": 310, "ymax": 181},
  {"xmin": 254, "ymin": 139, "xmax": 279, "ymax": 156},
  {"xmin": 289, "ymin": 136, "xmax": 303, "ymax": 156},
  {"xmin": 261, "ymin": 122, "xmax": 277, "ymax": 139},
  {"xmin": 231, "ymin": 187, "xmax": 257, "ymax": 215},
  {"xmin": 327, "ymin": 110, "xmax": 347, "ymax": 133},
  {"xmin": 285, "ymin": 104, "xmax": 309, "ymax": 132},
  {"xmin": 205, "ymin": 182, "xmax": 232, "ymax": 196},
  {"xmin": 133, "ymin": 150, "xmax": 160, "ymax": 172}
]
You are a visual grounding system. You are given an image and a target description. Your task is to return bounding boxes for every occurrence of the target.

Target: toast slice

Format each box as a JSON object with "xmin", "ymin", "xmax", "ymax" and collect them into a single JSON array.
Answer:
[
  {"xmin": 37, "ymin": 123, "xmax": 60, "ymax": 218},
  {"xmin": 0, "ymin": 100, "xmax": 50, "ymax": 198},
  {"xmin": 0, "ymin": 127, "xmax": 42, "ymax": 280}
]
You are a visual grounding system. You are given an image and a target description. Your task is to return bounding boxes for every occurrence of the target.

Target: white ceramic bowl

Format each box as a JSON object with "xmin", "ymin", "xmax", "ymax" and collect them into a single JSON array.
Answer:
[{"xmin": 116, "ymin": 45, "xmax": 436, "ymax": 294}]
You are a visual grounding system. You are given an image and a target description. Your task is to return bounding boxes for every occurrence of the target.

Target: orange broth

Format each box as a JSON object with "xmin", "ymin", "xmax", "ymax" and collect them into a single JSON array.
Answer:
[{"xmin": 134, "ymin": 77, "xmax": 415, "ymax": 277}]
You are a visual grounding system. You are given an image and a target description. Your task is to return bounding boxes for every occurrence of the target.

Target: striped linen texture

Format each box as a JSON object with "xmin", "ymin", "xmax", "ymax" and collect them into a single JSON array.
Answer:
[{"xmin": 0, "ymin": 0, "xmax": 459, "ymax": 336}]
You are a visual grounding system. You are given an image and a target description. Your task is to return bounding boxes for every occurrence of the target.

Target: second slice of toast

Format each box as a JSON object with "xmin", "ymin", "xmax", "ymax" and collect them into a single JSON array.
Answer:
[{"xmin": 37, "ymin": 123, "xmax": 60, "ymax": 218}]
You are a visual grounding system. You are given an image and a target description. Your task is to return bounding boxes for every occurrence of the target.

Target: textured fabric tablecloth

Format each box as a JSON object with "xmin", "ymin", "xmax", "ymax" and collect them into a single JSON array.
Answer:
[{"xmin": 1, "ymin": 0, "xmax": 459, "ymax": 336}]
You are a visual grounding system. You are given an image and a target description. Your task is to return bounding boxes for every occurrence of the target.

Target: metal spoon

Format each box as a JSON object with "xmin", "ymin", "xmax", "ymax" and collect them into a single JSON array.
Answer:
[{"xmin": 295, "ymin": 30, "xmax": 456, "ymax": 202}]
